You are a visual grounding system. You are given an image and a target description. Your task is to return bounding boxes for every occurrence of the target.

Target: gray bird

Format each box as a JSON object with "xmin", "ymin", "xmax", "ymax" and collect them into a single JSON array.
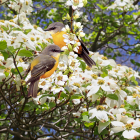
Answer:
[
  {"xmin": 45, "ymin": 22, "xmax": 96, "ymax": 68},
  {"xmin": 26, "ymin": 44, "xmax": 63, "ymax": 97}
]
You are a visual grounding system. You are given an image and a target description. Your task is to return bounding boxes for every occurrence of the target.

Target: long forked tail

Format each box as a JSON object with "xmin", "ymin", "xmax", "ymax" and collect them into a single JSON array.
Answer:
[
  {"xmin": 27, "ymin": 79, "xmax": 39, "ymax": 98},
  {"xmin": 79, "ymin": 49, "xmax": 96, "ymax": 68}
]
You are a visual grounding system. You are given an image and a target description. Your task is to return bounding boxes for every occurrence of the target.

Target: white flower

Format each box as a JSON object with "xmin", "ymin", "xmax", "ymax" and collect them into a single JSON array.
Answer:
[
  {"xmin": 66, "ymin": 0, "xmax": 84, "ymax": 10},
  {"xmin": 55, "ymin": 72, "xmax": 68, "ymax": 86},
  {"xmin": 79, "ymin": 107, "xmax": 87, "ymax": 113},
  {"xmin": 79, "ymin": 32, "xmax": 85, "ymax": 37},
  {"xmin": 89, "ymin": 107, "xmax": 112, "ymax": 133},
  {"xmin": 62, "ymin": 25, "xmax": 70, "ymax": 32},
  {"xmin": 73, "ymin": 112, "xmax": 81, "ymax": 117},
  {"xmin": 87, "ymin": 76, "xmax": 112, "ymax": 97},
  {"xmin": 63, "ymin": 34, "xmax": 77, "ymax": 45},
  {"xmin": 73, "ymin": 10, "xmax": 81, "ymax": 19},
  {"xmin": 111, "ymin": 119, "xmax": 140, "ymax": 139},
  {"xmin": 51, "ymin": 86, "xmax": 65, "ymax": 94},
  {"xmin": 109, "ymin": 108, "xmax": 126, "ymax": 116},
  {"xmin": 89, "ymin": 108, "xmax": 110, "ymax": 122},
  {"xmin": 72, "ymin": 99, "xmax": 80, "ymax": 104}
]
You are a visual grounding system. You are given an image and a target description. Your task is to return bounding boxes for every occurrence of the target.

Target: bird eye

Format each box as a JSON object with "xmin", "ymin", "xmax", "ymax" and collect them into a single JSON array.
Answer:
[
  {"xmin": 51, "ymin": 27, "xmax": 56, "ymax": 30},
  {"xmin": 52, "ymin": 49, "xmax": 55, "ymax": 52}
]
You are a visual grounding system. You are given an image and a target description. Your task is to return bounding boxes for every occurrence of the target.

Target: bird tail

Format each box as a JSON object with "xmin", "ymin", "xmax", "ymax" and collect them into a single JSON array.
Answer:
[
  {"xmin": 27, "ymin": 78, "xmax": 39, "ymax": 98},
  {"xmin": 79, "ymin": 49, "xmax": 96, "ymax": 68}
]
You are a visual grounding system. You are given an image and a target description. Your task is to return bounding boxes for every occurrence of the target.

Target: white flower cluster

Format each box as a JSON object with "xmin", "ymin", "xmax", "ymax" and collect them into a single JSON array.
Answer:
[
  {"xmin": 62, "ymin": 1, "xmax": 87, "ymax": 54},
  {"xmin": 31, "ymin": 49, "xmax": 140, "ymax": 139},
  {"xmin": 0, "ymin": 12, "xmax": 51, "ymax": 89},
  {"xmin": 61, "ymin": 22, "xmax": 85, "ymax": 53},
  {"xmin": 66, "ymin": 0, "xmax": 84, "ymax": 10},
  {"xmin": 107, "ymin": 0, "xmax": 138, "ymax": 11},
  {"xmin": 8, "ymin": 0, "xmax": 33, "ymax": 14},
  {"xmin": 0, "ymin": 13, "xmax": 51, "ymax": 50}
]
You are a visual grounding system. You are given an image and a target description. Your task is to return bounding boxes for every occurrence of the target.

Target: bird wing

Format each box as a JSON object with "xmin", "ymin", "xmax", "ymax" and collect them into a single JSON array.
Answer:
[
  {"xmin": 26, "ymin": 55, "xmax": 56, "ymax": 84},
  {"xmin": 77, "ymin": 36, "xmax": 89, "ymax": 55}
]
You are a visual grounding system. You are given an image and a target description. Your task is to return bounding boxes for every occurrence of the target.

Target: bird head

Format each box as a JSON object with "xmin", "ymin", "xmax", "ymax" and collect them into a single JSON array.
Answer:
[
  {"xmin": 41, "ymin": 44, "xmax": 64, "ymax": 57},
  {"xmin": 44, "ymin": 22, "xmax": 65, "ymax": 34}
]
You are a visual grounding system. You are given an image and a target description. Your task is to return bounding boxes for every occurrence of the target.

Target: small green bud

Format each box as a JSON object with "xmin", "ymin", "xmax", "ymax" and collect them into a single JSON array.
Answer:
[{"xmin": 83, "ymin": 0, "xmax": 87, "ymax": 6}]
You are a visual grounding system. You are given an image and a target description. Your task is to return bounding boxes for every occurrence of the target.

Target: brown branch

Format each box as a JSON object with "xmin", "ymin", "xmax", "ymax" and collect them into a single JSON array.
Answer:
[{"xmin": 7, "ymin": 128, "xmax": 30, "ymax": 140}]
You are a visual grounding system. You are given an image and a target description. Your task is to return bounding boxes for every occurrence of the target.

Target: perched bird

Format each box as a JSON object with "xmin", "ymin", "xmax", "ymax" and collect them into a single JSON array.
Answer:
[
  {"xmin": 45, "ymin": 22, "xmax": 96, "ymax": 67},
  {"xmin": 26, "ymin": 45, "xmax": 63, "ymax": 97}
]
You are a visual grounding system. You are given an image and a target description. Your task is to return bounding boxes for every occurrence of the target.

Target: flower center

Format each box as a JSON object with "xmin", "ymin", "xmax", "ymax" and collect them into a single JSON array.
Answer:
[
  {"xmin": 102, "ymin": 56, "xmax": 107, "ymax": 60},
  {"xmin": 73, "ymin": 0, "xmax": 79, "ymax": 5},
  {"xmin": 70, "ymin": 61, "xmax": 76, "ymax": 67},
  {"xmin": 30, "ymin": 37, "xmax": 35, "ymax": 41},
  {"xmin": 98, "ymin": 79, "xmax": 105, "ymax": 85},
  {"xmin": 57, "ymin": 76, "xmax": 63, "ymax": 81},
  {"xmin": 96, "ymin": 105, "xmax": 105, "ymax": 110},
  {"xmin": 41, "ymin": 81, "xmax": 46, "ymax": 86},
  {"xmin": 125, "ymin": 123, "xmax": 132, "ymax": 130},
  {"xmin": 59, "ymin": 63, "xmax": 64, "ymax": 67},
  {"xmin": 91, "ymin": 74, "xmax": 98, "ymax": 79},
  {"xmin": 86, "ymin": 66, "xmax": 91, "ymax": 71},
  {"xmin": 73, "ymin": 82, "xmax": 80, "ymax": 88}
]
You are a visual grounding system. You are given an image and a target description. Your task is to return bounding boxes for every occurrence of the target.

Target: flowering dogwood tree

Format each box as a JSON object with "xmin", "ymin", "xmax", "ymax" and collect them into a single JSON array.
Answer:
[{"xmin": 0, "ymin": 0, "xmax": 140, "ymax": 140}]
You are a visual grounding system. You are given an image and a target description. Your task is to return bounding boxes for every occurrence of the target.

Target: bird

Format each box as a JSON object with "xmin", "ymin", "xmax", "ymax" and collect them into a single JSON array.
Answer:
[
  {"xmin": 44, "ymin": 22, "xmax": 96, "ymax": 68},
  {"xmin": 26, "ymin": 44, "xmax": 63, "ymax": 97}
]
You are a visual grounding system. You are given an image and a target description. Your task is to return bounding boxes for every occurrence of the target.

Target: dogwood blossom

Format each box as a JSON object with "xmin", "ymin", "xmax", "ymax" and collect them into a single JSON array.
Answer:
[
  {"xmin": 111, "ymin": 119, "xmax": 140, "ymax": 139},
  {"xmin": 66, "ymin": 0, "xmax": 84, "ymax": 10}
]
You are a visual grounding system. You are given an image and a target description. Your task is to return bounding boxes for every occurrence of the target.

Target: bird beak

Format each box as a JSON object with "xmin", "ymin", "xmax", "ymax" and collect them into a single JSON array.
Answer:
[{"xmin": 60, "ymin": 50, "xmax": 64, "ymax": 53}]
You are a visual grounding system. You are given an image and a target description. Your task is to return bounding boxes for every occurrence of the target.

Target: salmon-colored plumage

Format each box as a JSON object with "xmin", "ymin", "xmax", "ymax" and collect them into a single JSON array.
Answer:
[{"xmin": 52, "ymin": 31, "xmax": 83, "ymax": 55}]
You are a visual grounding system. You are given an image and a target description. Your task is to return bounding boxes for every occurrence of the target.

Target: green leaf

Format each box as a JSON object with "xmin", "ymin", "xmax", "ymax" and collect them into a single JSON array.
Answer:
[
  {"xmin": 82, "ymin": 115, "xmax": 90, "ymax": 122},
  {"xmin": 49, "ymin": 102, "xmax": 56, "ymax": 108},
  {"xmin": 130, "ymin": 59, "xmax": 135, "ymax": 64},
  {"xmin": 11, "ymin": 67, "xmax": 23, "ymax": 74},
  {"xmin": 99, "ymin": 128, "xmax": 109, "ymax": 135},
  {"xmin": 101, "ymin": 71, "xmax": 108, "ymax": 78},
  {"xmin": 71, "ymin": 94, "xmax": 83, "ymax": 99},
  {"xmin": 64, "ymin": 69, "xmax": 69, "ymax": 75},
  {"xmin": 106, "ymin": 65, "xmax": 112, "ymax": 70},
  {"xmin": 24, "ymin": 29, "xmax": 32, "ymax": 35},
  {"xmin": 61, "ymin": 92, "xmax": 68, "ymax": 98},
  {"xmin": 0, "ymin": 66, "xmax": 6, "ymax": 69},
  {"xmin": 68, "ymin": 44, "xmax": 73, "ymax": 51},
  {"xmin": 101, "ymin": 66, "xmax": 108, "ymax": 78},
  {"xmin": 1, "ymin": 51, "xmax": 9, "ymax": 60},
  {"xmin": 84, "ymin": 122, "xmax": 95, "ymax": 128},
  {"xmin": 0, "ymin": 40, "xmax": 7, "ymax": 50},
  {"xmin": 79, "ymin": 60, "xmax": 86, "ymax": 71},
  {"xmin": 130, "ymin": 76, "xmax": 138, "ymax": 85},
  {"xmin": 8, "ymin": 46, "xmax": 15, "ymax": 53},
  {"xmin": 12, "ymin": 28, "xmax": 22, "ymax": 31},
  {"xmin": 106, "ymin": 94, "xmax": 118, "ymax": 101},
  {"xmin": 18, "ymin": 50, "xmax": 33, "ymax": 57},
  {"xmin": 82, "ymin": 111, "xmax": 88, "ymax": 116},
  {"xmin": 4, "ymin": 71, "xmax": 9, "ymax": 77},
  {"xmin": 82, "ymin": 83, "xmax": 91, "ymax": 88},
  {"xmin": 1, "ymin": 25, "xmax": 9, "ymax": 31}
]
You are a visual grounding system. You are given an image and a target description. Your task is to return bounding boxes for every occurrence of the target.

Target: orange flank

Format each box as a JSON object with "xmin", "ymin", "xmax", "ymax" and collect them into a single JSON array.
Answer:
[
  {"xmin": 40, "ymin": 54, "xmax": 60, "ymax": 78},
  {"xmin": 31, "ymin": 58, "xmax": 39, "ymax": 70},
  {"xmin": 52, "ymin": 31, "xmax": 67, "ymax": 48},
  {"xmin": 30, "ymin": 54, "xmax": 60, "ymax": 79},
  {"xmin": 52, "ymin": 31, "xmax": 83, "ymax": 55}
]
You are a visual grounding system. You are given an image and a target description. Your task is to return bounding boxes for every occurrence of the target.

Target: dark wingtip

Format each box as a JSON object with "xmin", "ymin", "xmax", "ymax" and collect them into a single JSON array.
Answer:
[{"xmin": 79, "ymin": 50, "xmax": 96, "ymax": 68}]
